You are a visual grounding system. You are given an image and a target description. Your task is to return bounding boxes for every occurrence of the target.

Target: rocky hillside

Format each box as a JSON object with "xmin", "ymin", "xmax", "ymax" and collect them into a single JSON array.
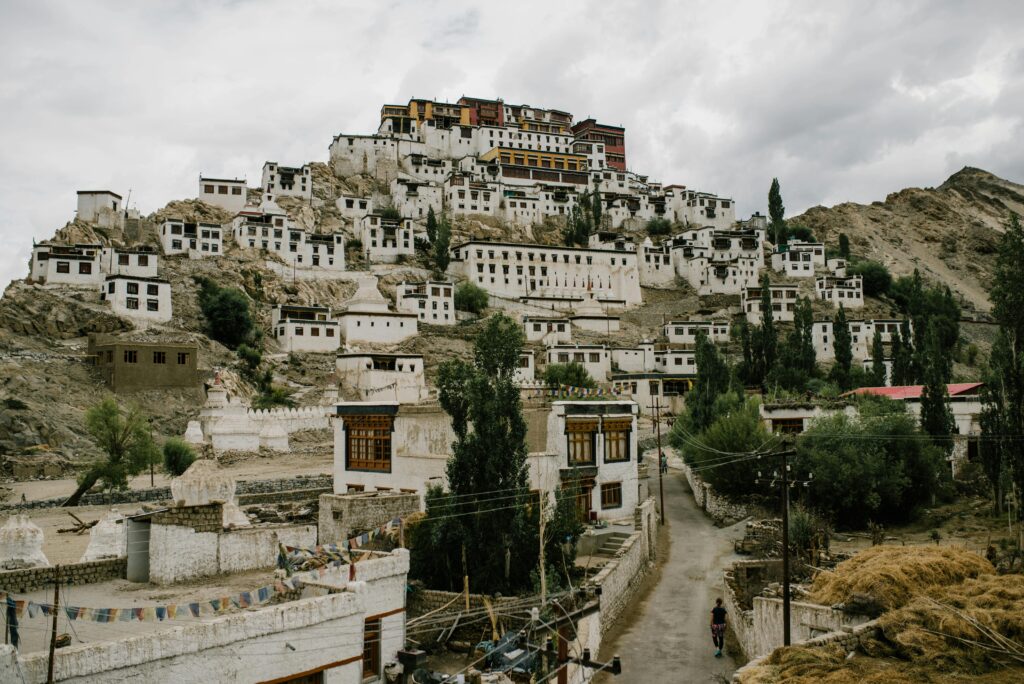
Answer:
[{"xmin": 791, "ymin": 167, "xmax": 1024, "ymax": 314}]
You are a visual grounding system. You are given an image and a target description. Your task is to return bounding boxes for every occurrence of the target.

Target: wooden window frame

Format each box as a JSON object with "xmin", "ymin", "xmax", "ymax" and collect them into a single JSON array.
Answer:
[
  {"xmin": 601, "ymin": 482, "xmax": 623, "ymax": 509},
  {"xmin": 566, "ymin": 419, "xmax": 597, "ymax": 466},
  {"xmin": 346, "ymin": 415, "xmax": 394, "ymax": 472},
  {"xmin": 363, "ymin": 617, "xmax": 381, "ymax": 678},
  {"xmin": 603, "ymin": 419, "xmax": 631, "ymax": 463}
]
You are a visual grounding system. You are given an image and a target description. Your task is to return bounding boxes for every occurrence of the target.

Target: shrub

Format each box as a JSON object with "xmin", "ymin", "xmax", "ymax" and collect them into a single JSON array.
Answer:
[
  {"xmin": 237, "ymin": 344, "xmax": 262, "ymax": 375},
  {"xmin": 787, "ymin": 225, "xmax": 816, "ymax": 242},
  {"xmin": 543, "ymin": 363, "xmax": 595, "ymax": 389},
  {"xmin": 253, "ymin": 386, "xmax": 295, "ymax": 409},
  {"xmin": 848, "ymin": 260, "xmax": 892, "ymax": 297},
  {"xmin": 194, "ymin": 277, "xmax": 255, "ymax": 349},
  {"xmin": 646, "ymin": 217, "xmax": 672, "ymax": 236},
  {"xmin": 378, "ymin": 206, "xmax": 401, "ymax": 220},
  {"xmin": 454, "ymin": 282, "xmax": 488, "ymax": 314},
  {"xmin": 162, "ymin": 438, "xmax": 196, "ymax": 476},
  {"xmin": 2, "ymin": 398, "xmax": 27, "ymax": 410}
]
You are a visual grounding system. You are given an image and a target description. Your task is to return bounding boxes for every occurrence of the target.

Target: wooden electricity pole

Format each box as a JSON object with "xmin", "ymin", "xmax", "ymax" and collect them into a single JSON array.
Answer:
[
  {"xmin": 47, "ymin": 565, "xmax": 60, "ymax": 683},
  {"xmin": 650, "ymin": 396, "xmax": 666, "ymax": 525},
  {"xmin": 780, "ymin": 448, "xmax": 792, "ymax": 646}
]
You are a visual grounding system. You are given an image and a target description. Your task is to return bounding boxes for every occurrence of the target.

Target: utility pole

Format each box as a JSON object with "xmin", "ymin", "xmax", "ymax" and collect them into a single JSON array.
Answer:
[
  {"xmin": 539, "ymin": 504, "xmax": 547, "ymax": 607},
  {"xmin": 650, "ymin": 396, "xmax": 666, "ymax": 525},
  {"xmin": 47, "ymin": 565, "xmax": 60, "ymax": 683},
  {"xmin": 780, "ymin": 448, "xmax": 792, "ymax": 647}
]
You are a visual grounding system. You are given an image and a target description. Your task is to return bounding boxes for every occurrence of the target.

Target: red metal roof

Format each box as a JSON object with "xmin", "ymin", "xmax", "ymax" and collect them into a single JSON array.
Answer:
[{"xmin": 843, "ymin": 383, "xmax": 984, "ymax": 400}]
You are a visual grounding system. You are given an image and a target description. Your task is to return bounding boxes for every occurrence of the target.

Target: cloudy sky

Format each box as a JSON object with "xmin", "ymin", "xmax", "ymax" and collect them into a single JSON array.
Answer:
[{"xmin": 2, "ymin": 0, "xmax": 1022, "ymax": 286}]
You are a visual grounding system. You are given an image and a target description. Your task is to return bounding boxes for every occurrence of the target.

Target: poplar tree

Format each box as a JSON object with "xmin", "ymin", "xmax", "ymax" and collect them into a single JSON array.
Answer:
[
  {"xmin": 983, "ymin": 213, "xmax": 1024, "ymax": 524},
  {"xmin": 838, "ymin": 233, "xmax": 850, "ymax": 259},
  {"xmin": 919, "ymin": 323, "xmax": 956, "ymax": 446},
  {"xmin": 431, "ymin": 214, "xmax": 451, "ymax": 273},
  {"xmin": 891, "ymin": 321, "xmax": 915, "ymax": 386},
  {"xmin": 685, "ymin": 332, "xmax": 733, "ymax": 433},
  {"xmin": 591, "ymin": 180, "xmax": 602, "ymax": 230},
  {"xmin": 871, "ymin": 329, "xmax": 886, "ymax": 385},
  {"xmin": 415, "ymin": 314, "xmax": 537, "ymax": 593},
  {"xmin": 829, "ymin": 305, "xmax": 853, "ymax": 390},
  {"xmin": 426, "ymin": 205, "xmax": 438, "ymax": 243},
  {"xmin": 768, "ymin": 178, "xmax": 786, "ymax": 244},
  {"xmin": 759, "ymin": 274, "xmax": 777, "ymax": 378}
]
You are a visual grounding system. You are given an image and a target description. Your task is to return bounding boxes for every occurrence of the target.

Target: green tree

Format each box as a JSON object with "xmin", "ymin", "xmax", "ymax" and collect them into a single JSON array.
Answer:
[
  {"xmin": 891, "ymin": 269, "xmax": 960, "ymax": 382},
  {"xmin": 829, "ymin": 305, "xmax": 853, "ymax": 390},
  {"xmin": 768, "ymin": 178, "xmax": 786, "ymax": 244},
  {"xmin": 412, "ymin": 314, "xmax": 538, "ymax": 594},
  {"xmin": 982, "ymin": 213, "xmax": 1024, "ymax": 526},
  {"xmin": 454, "ymin": 281, "xmax": 488, "ymax": 315},
  {"xmin": 736, "ymin": 318, "xmax": 757, "ymax": 386},
  {"xmin": 870, "ymin": 329, "xmax": 886, "ymax": 386},
  {"xmin": 162, "ymin": 438, "xmax": 196, "ymax": 476},
  {"xmin": 919, "ymin": 324, "xmax": 956, "ymax": 446},
  {"xmin": 678, "ymin": 331, "xmax": 734, "ymax": 434},
  {"xmin": 673, "ymin": 396, "xmax": 772, "ymax": 497},
  {"xmin": 543, "ymin": 363, "xmax": 596, "ymax": 389},
  {"xmin": 796, "ymin": 406, "xmax": 946, "ymax": 528},
  {"xmin": 195, "ymin": 277, "xmax": 255, "ymax": 349},
  {"xmin": 432, "ymin": 214, "xmax": 451, "ymax": 273},
  {"xmin": 63, "ymin": 399, "xmax": 160, "ymax": 506},
  {"xmin": 848, "ymin": 261, "xmax": 892, "ymax": 297},
  {"xmin": 591, "ymin": 180, "xmax": 602, "ymax": 229},
  {"xmin": 426, "ymin": 206, "xmax": 438, "ymax": 244},
  {"xmin": 838, "ymin": 233, "xmax": 850, "ymax": 259},
  {"xmin": 772, "ymin": 297, "xmax": 816, "ymax": 390},
  {"xmin": 646, "ymin": 217, "xmax": 672, "ymax": 236},
  {"xmin": 758, "ymin": 274, "xmax": 777, "ymax": 383},
  {"xmin": 891, "ymin": 321, "xmax": 914, "ymax": 385}
]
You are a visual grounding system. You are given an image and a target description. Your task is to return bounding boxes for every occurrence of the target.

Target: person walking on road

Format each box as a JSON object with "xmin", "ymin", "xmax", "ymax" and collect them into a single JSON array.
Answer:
[
  {"xmin": 659, "ymin": 451, "xmax": 668, "ymax": 474},
  {"xmin": 710, "ymin": 597, "xmax": 728, "ymax": 657}
]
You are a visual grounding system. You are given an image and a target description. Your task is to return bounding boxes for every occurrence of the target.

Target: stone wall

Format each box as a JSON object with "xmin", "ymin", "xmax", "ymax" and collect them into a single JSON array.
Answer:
[
  {"xmin": 3, "ymin": 474, "xmax": 333, "ymax": 511},
  {"xmin": 722, "ymin": 559, "xmax": 785, "ymax": 660},
  {"xmin": 0, "ymin": 558, "xmax": 126, "ymax": 593},
  {"xmin": 750, "ymin": 596, "xmax": 871, "ymax": 659},
  {"xmin": 732, "ymin": 620, "xmax": 880, "ymax": 683},
  {"xmin": 152, "ymin": 502, "xmax": 223, "ymax": 532},
  {"xmin": 681, "ymin": 461, "xmax": 749, "ymax": 525},
  {"xmin": 319, "ymin": 492, "xmax": 420, "ymax": 545}
]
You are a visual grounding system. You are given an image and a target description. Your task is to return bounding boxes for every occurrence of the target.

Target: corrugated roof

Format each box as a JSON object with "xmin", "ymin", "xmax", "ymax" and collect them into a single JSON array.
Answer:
[{"xmin": 842, "ymin": 382, "xmax": 984, "ymax": 400}]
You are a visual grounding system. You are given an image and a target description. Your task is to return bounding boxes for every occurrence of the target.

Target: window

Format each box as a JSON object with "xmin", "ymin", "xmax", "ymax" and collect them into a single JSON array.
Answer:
[
  {"xmin": 127, "ymin": 282, "xmax": 139, "ymax": 295},
  {"xmin": 771, "ymin": 417, "xmax": 804, "ymax": 434},
  {"xmin": 153, "ymin": 351, "xmax": 166, "ymax": 364},
  {"xmin": 124, "ymin": 350, "xmax": 138, "ymax": 364},
  {"xmin": 147, "ymin": 299, "xmax": 159, "ymax": 312},
  {"xmin": 311, "ymin": 327, "xmax": 320, "ymax": 337},
  {"xmin": 295, "ymin": 326, "xmax": 304, "ymax": 335},
  {"xmin": 566, "ymin": 419, "xmax": 597, "ymax": 465},
  {"xmin": 118, "ymin": 254, "xmax": 130, "ymax": 265},
  {"xmin": 126, "ymin": 297, "xmax": 139, "ymax": 310},
  {"xmin": 147, "ymin": 284, "xmax": 159, "ymax": 296},
  {"xmin": 79, "ymin": 262, "xmax": 93, "ymax": 274},
  {"xmin": 204, "ymin": 184, "xmax": 214, "ymax": 193},
  {"xmin": 601, "ymin": 482, "xmax": 622, "ymax": 509},
  {"xmin": 56, "ymin": 261, "xmax": 70, "ymax": 273},
  {"xmin": 604, "ymin": 419, "xmax": 631, "ymax": 462},
  {"xmin": 138, "ymin": 255, "xmax": 149, "ymax": 267},
  {"xmin": 231, "ymin": 187, "xmax": 242, "ymax": 195},
  {"xmin": 363, "ymin": 618, "xmax": 381, "ymax": 679},
  {"xmin": 177, "ymin": 352, "xmax": 189, "ymax": 365},
  {"xmin": 346, "ymin": 415, "xmax": 393, "ymax": 472}
]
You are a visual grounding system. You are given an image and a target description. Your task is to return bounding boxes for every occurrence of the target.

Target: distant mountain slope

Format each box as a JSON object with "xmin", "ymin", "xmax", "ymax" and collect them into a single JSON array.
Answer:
[{"xmin": 791, "ymin": 167, "xmax": 1024, "ymax": 313}]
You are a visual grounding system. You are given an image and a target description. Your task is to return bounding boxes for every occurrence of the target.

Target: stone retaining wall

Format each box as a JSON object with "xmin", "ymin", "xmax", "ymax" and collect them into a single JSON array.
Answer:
[
  {"xmin": 152, "ymin": 503, "xmax": 223, "ymax": 533},
  {"xmin": 2, "ymin": 474, "xmax": 333, "ymax": 511},
  {"xmin": 681, "ymin": 462, "xmax": 749, "ymax": 525},
  {"xmin": 0, "ymin": 558, "xmax": 126, "ymax": 593},
  {"xmin": 732, "ymin": 620, "xmax": 880, "ymax": 682}
]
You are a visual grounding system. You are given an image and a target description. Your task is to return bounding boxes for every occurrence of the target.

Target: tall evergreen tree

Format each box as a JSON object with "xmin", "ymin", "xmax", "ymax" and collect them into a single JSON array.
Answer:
[
  {"xmin": 591, "ymin": 180, "xmax": 602, "ymax": 230},
  {"xmin": 736, "ymin": 318, "xmax": 756, "ymax": 386},
  {"xmin": 426, "ymin": 206, "xmax": 438, "ymax": 244},
  {"xmin": 979, "ymin": 330, "xmax": 1011, "ymax": 513},
  {"xmin": 686, "ymin": 332, "xmax": 733, "ymax": 433},
  {"xmin": 759, "ymin": 274, "xmax": 777, "ymax": 380},
  {"xmin": 891, "ymin": 321, "xmax": 915, "ymax": 385},
  {"xmin": 838, "ymin": 233, "xmax": 850, "ymax": 259},
  {"xmin": 415, "ymin": 314, "xmax": 536, "ymax": 593},
  {"xmin": 919, "ymin": 323, "xmax": 956, "ymax": 446},
  {"xmin": 768, "ymin": 178, "xmax": 786, "ymax": 244},
  {"xmin": 871, "ymin": 329, "xmax": 886, "ymax": 386},
  {"xmin": 829, "ymin": 305, "xmax": 853, "ymax": 390},
  {"xmin": 773, "ymin": 297, "xmax": 816, "ymax": 390},
  {"xmin": 431, "ymin": 214, "xmax": 451, "ymax": 273},
  {"xmin": 984, "ymin": 213, "xmax": 1024, "ymax": 526}
]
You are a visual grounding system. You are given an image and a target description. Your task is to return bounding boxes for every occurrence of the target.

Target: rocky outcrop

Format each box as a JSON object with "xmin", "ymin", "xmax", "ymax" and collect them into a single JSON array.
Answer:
[{"xmin": 0, "ymin": 283, "xmax": 131, "ymax": 339}]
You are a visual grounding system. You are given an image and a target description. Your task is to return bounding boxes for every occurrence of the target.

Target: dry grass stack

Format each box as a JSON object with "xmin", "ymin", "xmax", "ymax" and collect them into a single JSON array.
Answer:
[
  {"xmin": 809, "ymin": 544, "xmax": 994, "ymax": 611},
  {"xmin": 738, "ymin": 545, "xmax": 1024, "ymax": 683}
]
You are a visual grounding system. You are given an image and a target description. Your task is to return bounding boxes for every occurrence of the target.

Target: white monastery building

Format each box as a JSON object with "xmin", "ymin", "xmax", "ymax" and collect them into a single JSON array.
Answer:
[
  {"xmin": 76, "ymin": 190, "xmax": 124, "ymax": 229},
  {"xmin": 546, "ymin": 344, "xmax": 612, "ymax": 382},
  {"xmin": 335, "ymin": 353, "xmax": 429, "ymax": 404},
  {"xmin": 198, "ymin": 176, "xmax": 247, "ymax": 213},
  {"xmin": 271, "ymin": 304, "xmax": 340, "ymax": 353},
  {"xmin": 396, "ymin": 280, "xmax": 455, "ymax": 325},
  {"xmin": 664, "ymin": 320, "xmax": 730, "ymax": 345},
  {"xmin": 29, "ymin": 243, "xmax": 103, "ymax": 287},
  {"xmin": 816, "ymin": 275, "xmax": 865, "ymax": 308},
  {"xmin": 100, "ymin": 247, "xmax": 159, "ymax": 279},
  {"xmin": 524, "ymin": 316, "xmax": 572, "ymax": 344},
  {"xmin": 261, "ymin": 162, "xmax": 311, "ymax": 202},
  {"xmin": 743, "ymin": 284, "xmax": 801, "ymax": 323},
  {"xmin": 335, "ymin": 277, "xmax": 417, "ymax": 346},
  {"xmin": 771, "ymin": 240, "xmax": 826, "ymax": 277},
  {"xmin": 360, "ymin": 215, "xmax": 419, "ymax": 263},
  {"xmin": 161, "ymin": 219, "xmax": 224, "ymax": 258},
  {"xmin": 101, "ymin": 275, "xmax": 173, "ymax": 322}
]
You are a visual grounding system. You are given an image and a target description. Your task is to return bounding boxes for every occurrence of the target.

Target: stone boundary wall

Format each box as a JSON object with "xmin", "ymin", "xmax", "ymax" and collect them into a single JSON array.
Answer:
[
  {"xmin": 408, "ymin": 589, "xmax": 523, "ymax": 619},
  {"xmin": 732, "ymin": 620, "xmax": 881, "ymax": 683},
  {"xmin": 238, "ymin": 487, "xmax": 332, "ymax": 506},
  {"xmin": 0, "ymin": 559, "xmax": 126, "ymax": 593},
  {"xmin": 152, "ymin": 503, "xmax": 223, "ymax": 533},
  {"xmin": 681, "ymin": 462, "xmax": 749, "ymax": 525},
  {"xmin": 2, "ymin": 474, "xmax": 334, "ymax": 511},
  {"xmin": 319, "ymin": 492, "xmax": 420, "ymax": 545},
  {"xmin": 724, "ymin": 570, "xmax": 756, "ymax": 660}
]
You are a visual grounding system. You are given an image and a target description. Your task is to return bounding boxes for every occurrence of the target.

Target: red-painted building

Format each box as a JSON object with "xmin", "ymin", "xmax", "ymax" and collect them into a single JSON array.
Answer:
[
  {"xmin": 572, "ymin": 118, "xmax": 626, "ymax": 171},
  {"xmin": 457, "ymin": 96, "xmax": 504, "ymax": 128}
]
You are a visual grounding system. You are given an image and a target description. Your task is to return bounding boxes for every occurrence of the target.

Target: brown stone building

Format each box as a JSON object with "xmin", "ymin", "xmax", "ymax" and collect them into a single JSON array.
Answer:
[{"xmin": 87, "ymin": 334, "xmax": 199, "ymax": 392}]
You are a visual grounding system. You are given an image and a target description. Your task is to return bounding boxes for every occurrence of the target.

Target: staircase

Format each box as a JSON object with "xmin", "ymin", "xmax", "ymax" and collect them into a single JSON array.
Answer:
[{"xmin": 593, "ymin": 531, "xmax": 631, "ymax": 558}]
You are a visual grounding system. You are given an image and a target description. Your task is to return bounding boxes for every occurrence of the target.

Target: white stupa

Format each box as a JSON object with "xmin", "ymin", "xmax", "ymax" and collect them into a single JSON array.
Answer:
[
  {"xmin": 0, "ymin": 514, "xmax": 49, "ymax": 569},
  {"xmin": 170, "ymin": 459, "xmax": 250, "ymax": 529}
]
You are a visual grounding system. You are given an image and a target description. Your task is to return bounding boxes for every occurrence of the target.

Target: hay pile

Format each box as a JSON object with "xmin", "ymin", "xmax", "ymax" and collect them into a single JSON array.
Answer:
[{"xmin": 809, "ymin": 544, "xmax": 994, "ymax": 611}]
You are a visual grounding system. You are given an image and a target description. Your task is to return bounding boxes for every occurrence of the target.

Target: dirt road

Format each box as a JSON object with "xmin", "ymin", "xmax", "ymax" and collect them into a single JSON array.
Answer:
[{"xmin": 598, "ymin": 464, "xmax": 744, "ymax": 683}]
